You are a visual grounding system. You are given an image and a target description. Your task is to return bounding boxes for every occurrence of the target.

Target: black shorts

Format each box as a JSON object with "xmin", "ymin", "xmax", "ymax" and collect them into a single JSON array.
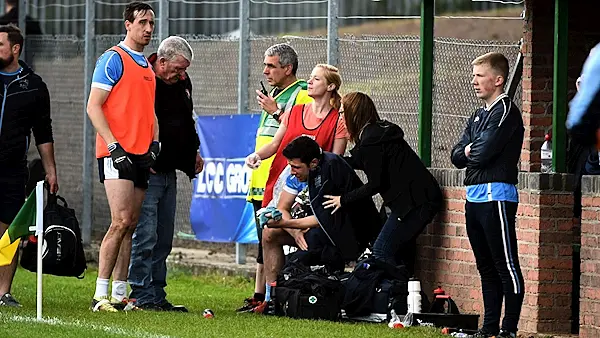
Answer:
[
  {"xmin": 0, "ymin": 170, "xmax": 27, "ymax": 225},
  {"xmin": 97, "ymin": 155, "xmax": 150, "ymax": 189}
]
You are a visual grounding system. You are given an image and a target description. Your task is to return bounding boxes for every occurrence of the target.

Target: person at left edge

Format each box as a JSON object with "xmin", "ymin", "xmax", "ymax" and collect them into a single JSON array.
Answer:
[{"xmin": 0, "ymin": 23, "xmax": 58, "ymax": 308}]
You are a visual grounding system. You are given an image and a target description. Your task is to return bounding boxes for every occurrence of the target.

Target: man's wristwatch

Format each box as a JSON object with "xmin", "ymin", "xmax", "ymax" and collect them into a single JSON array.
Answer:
[{"xmin": 272, "ymin": 108, "xmax": 282, "ymax": 122}]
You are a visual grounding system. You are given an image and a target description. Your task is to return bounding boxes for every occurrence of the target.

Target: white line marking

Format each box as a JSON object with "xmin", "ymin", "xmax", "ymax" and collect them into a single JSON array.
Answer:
[{"xmin": 0, "ymin": 314, "xmax": 173, "ymax": 338}]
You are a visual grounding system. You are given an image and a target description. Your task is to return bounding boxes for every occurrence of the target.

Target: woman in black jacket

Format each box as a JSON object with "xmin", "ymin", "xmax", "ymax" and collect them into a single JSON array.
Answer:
[{"xmin": 323, "ymin": 92, "xmax": 442, "ymax": 268}]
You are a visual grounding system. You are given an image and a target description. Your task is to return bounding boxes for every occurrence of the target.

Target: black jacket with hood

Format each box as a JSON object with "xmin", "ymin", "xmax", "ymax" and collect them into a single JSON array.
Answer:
[
  {"xmin": 0, "ymin": 60, "xmax": 52, "ymax": 172},
  {"xmin": 308, "ymin": 152, "xmax": 382, "ymax": 262},
  {"xmin": 341, "ymin": 120, "xmax": 442, "ymax": 218}
]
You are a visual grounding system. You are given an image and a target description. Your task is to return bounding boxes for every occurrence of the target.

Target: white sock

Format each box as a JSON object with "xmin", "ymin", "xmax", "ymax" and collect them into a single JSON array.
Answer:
[
  {"xmin": 265, "ymin": 283, "xmax": 271, "ymax": 301},
  {"xmin": 111, "ymin": 280, "xmax": 128, "ymax": 302},
  {"xmin": 94, "ymin": 278, "xmax": 110, "ymax": 299}
]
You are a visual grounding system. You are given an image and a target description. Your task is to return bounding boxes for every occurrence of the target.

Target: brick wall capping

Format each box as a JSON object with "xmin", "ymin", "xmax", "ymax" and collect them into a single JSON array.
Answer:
[
  {"xmin": 430, "ymin": 168, "xmax": 575, "ymax": 192},
  {"xmin": 581, "ymin": 175, "xmax": 600, "ymax": 195}
]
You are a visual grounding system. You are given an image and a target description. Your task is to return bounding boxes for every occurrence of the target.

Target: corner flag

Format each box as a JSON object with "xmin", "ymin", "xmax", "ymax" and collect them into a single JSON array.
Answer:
[{"xmin": 0, "ymin": 188, "xmax": 39, "ymax": 266}]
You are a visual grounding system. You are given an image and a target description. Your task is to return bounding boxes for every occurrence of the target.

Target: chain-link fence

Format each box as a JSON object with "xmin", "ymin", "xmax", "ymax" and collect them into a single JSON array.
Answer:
[
  {"xmin": 432, "ymin": 37, "xmax": 521, "ymax": 167},
  {"xmin": 17, "ymin": 0, "xmax": 523, "ymax": 242}
]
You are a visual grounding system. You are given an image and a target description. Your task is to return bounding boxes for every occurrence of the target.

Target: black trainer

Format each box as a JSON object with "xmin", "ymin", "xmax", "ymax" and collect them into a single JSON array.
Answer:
[
  {"xmin": 159, "ymin": 300, "xmax": 188, "ymax": 312},
  {"xmin": 497, "ymin": 329, "xmax": 517, "ymax": 338},
  {"xmin": 0, "ymin": 293, "xmax": 22, "ymax": 308},
  {"xmin": 469, "ymin": 328, "xmax": 498, "ymax": 338},
  {"xmin": 236, "ymin": 297, "xmax": 261, "ymax": 313},
  {"xmin": 136, "ymin": 303, "xmax": 163, "ymax": 311}
]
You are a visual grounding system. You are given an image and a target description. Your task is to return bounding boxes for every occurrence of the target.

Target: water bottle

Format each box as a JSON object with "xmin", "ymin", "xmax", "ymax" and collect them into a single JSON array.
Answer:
[
  {"xmin": 407, "ymin": 278, "xmax": 422, "ymax": 313},
  {"xmin": 541, "ymin": 133, "xmax": 552, "ymax": 173},
  {"xmin": 268, "ymin": 281, "xmax": 277, "ymax": 315}
]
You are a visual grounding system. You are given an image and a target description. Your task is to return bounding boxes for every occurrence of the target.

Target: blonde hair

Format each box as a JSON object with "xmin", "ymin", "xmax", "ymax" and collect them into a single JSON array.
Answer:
[
  {"xmin": 471, "ymin": 52, "xmax": 509, "ymax": 86},
  {"xmin": 314, "ymin": 64, "xmax": 342, "ymax": 110}
]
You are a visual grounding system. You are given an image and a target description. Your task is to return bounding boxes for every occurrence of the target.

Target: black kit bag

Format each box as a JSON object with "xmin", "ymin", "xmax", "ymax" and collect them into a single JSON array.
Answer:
[
  {"xmin": 21, "ymin": 194, "xmax": 86, "ymax": 278},
  {"xmin": 341, "ymin": 256, "xmax": 410, "ymax": 318},
  {"xmin": 273, "ymin": 252, "xmax": 344, "ymax": 321}
]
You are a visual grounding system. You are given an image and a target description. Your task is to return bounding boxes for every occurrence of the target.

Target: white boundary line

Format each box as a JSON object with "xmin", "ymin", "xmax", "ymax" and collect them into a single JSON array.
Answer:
[{"xmin": 0, "ymin": 314, "xmax": 173, "ymax": 338}]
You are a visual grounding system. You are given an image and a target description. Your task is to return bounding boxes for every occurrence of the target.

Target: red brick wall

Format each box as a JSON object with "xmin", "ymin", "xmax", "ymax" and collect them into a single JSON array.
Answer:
[
  {"xmin": 579, "ymin": 176, "xmax": 600, "ymax": 338},
  {"xmin": 417, "ymin": 170, "xmax": 576, "ymax": 334},
  {"xmin": 521, "ymin": 0, "xmax": 554, "ymax": 172}
]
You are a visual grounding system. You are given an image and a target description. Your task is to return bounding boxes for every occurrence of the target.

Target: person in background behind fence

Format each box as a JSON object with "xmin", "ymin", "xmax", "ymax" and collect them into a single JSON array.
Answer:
[
  {"xmin": 86, "ymin": 1, "xmax": 157, "ymax": 313},
  {"xmin": 450, "ymin": 52, "xmax": 524, "ymax": 338},
  {"xmin": 323, "ymin": 92, "xmax": 442, "ymax": 276},
  {"xmin": 0, "ymin": 0, "xmax": 42, "ymax": 35},
  {"xmin": 239, "ymin": 43, "xmax": 312, "ymax": 313},
  {"xmin": 0, "ymin": 24, "xmax": 58, "ymax": 308},
  {"xmin": 127, "ymin": 36, "xmax": 203, "ymax": 312}
]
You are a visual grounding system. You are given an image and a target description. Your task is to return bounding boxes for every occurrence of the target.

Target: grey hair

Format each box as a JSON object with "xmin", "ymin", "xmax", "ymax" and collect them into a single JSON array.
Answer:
[
  {"xmin": 264, "ymin": 43, "xmax": 298, "ymax": 75},
  {"xmin": 157, "ymin": 36, "xmax": 194, "ymax": 62}
]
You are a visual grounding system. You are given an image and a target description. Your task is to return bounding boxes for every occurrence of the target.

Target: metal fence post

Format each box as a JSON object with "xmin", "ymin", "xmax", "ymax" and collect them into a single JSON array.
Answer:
[
  {"xmin": 18, "ymin": 0, "xmax": 26, "ymax": 60},
  {"xmin": 159, "ymin": 0, "xmax": 169, "ymax": 42},
  {"xmin": 552, "ymin": 0, "xmax": 568, "ymax": 173},
  {"xmin": 418, "ymin": 0, "xmax": 434, "ymax": 167},
  {"xmin": 82, "ymin": 0, "xmax": 96, "ymax": 245},
  {"xmin": 238, "ymin": 0, "xmax": 250, "ymax": 117},
  {"xmin": 327, "ymin": 0, "xmax": 339, "ymax": 67},
  {"xmin": 236, "ymin": 0, "xmax": 250, "ymax": 265}
]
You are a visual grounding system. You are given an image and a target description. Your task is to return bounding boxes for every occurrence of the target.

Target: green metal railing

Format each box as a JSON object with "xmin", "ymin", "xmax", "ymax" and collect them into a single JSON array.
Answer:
[
  {"xmin": 418, "ymin": 0, "xmax": 434, "ymax": 166},
  {"xmin": 552, "ymin": 0, "xmax": 568, "ymax": 173}
]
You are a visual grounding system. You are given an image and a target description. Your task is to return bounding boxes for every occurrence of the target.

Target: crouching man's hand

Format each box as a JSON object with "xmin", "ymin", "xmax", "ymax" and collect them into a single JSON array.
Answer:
[{"xmin": 288, "ymin": 228, "xmax": 308, "ymax": 251}]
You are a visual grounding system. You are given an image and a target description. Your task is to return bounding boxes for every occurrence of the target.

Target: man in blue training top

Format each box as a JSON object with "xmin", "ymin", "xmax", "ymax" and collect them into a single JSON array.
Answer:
[
  {"xmin": 567, "ymin": 43, "xmax": 600, "ymax": 146},
  {"xmin": 451, "ymin": 52, "xmax": 524, "ymax": 338},
  {"xmin": 87, "ymin": 1, "xmax": 158, "ymax": 312}
]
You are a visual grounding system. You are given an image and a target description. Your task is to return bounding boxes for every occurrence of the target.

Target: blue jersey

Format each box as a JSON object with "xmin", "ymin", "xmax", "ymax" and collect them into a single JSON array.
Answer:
[
  {"xmin": 0, "ymin": 67, "xmax": 22, "ymax": 86},
  {"xmin": 567, "ymin": 43, "xmax": 600, "ymax": 130},
  {"xmin": 91, "ymin": 42, "xmax": 149, "ymax": 92},
  {"xmin": 466, "ymin": 182, "xmax": 518, "ymax": 203},
  {"xmin": 283, "ymin": 175, "xmax": 308, "ymax": 196}
]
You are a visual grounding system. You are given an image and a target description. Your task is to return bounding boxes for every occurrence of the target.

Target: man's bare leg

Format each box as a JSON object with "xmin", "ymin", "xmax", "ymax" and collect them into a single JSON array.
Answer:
[
  {"xmin": 97, "ymin": 180, "xmax": 137, "ymax": 286},
  {"xmin": 0, "ymin": 222, "xmax": 18, "ymax": 297},
  {"xmin": 255, "ymin": 263, "xmax": 265, "ymax": 294},
  {"xmin": 262, "ymin": 228, "xmax": 296, "ymax": 284},
  {"xmin": 110, "ymin": 187, "xmax": 146, "ymax": 303},
  {"xmin": 113, "ymin": 187, "xmax": 147, "ymax": 282}
]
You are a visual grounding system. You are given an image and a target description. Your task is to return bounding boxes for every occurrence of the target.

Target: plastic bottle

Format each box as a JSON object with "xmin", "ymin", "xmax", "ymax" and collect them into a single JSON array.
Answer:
[
  {"xmin": 407, "ymin": 278, "xmax": 422, "ymax": 313},
  {"xmin": 269, "ymin": 281, "xmax": 277, "ymax": 300},
  {"xmin": 430, "ymin": 286, "xmax": 447, "ymax": 313},
  {"xmin": 267, "ymin": 281, "xmax": 277, "ymax": 315},
  {"xmin": 541, "ymin": 133, "xmax": 553, "ymax": 173}
]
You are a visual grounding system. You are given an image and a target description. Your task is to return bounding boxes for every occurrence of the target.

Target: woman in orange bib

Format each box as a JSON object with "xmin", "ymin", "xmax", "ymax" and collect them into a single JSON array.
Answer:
[{"xmin": 246, "ymin": 64, "xmax": 349, "ymax": 208}]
